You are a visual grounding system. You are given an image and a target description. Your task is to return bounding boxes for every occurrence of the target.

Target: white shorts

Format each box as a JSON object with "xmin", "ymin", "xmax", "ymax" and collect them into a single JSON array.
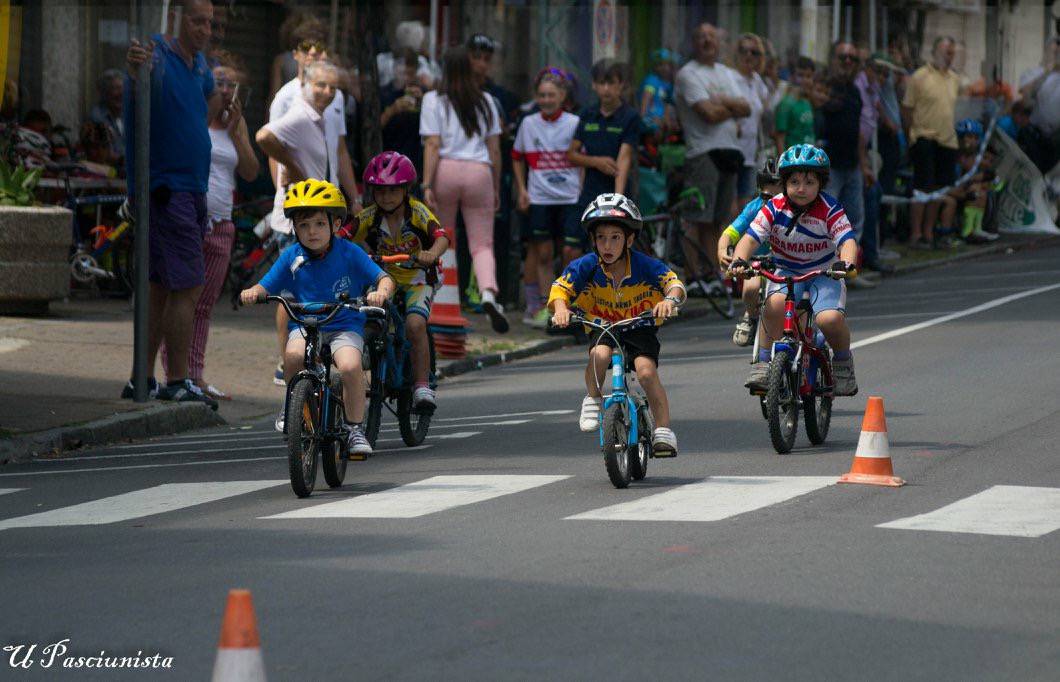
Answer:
[
  {"xmin": 287, "ymin": 328, "xmax": 364, "ymax": 354},
  {"xmin": 765, "ymin": 273, "xmax": 847, "ymax": 314}
]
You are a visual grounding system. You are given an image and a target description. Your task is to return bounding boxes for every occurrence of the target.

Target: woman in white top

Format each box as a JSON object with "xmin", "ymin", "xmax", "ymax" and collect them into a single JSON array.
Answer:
[
  {"xmin": 162, "ymin": 51, "xmax": 259, "ymax": 400},
  {"xmin": 420, "ymin": 46, "xmax": 508, "ymax": 333},
  {"xmin": 731, "ymin": 33, "xmax": 771, "ymax": 207}
]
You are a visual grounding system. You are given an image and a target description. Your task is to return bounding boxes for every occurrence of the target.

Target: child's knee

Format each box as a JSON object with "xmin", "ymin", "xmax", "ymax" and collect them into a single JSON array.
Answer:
[
  {"xmin": 406, "ymin": 314, "xmax": 427, "ymax": 336},
  {"xmin": 334, "ymin": 349, "xmax": 363, "ymax": 374},
  {"xmin": 816, "ymin": 309, "xmax": 846, "ymax": 329},
  {"xmin": 635, "ymin": 359, "xmax": 658, "ymax": 382}
]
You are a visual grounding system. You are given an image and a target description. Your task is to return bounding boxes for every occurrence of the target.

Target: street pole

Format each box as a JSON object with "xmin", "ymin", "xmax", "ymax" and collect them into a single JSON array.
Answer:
[{"xmin": 132, "ymin": 0, "xmax": 151, "ymax": 402}]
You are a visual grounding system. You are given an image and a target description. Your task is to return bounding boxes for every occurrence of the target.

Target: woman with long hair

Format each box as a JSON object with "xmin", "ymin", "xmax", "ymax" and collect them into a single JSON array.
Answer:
[{"xmin": 420, "ymin": 46, "xmax": 508, "ymax": 333}]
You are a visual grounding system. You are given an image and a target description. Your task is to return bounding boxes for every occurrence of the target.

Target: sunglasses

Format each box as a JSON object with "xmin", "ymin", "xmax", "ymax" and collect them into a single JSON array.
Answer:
[
  {"xmin": 838, "ymin": 53, "xmax": 860, "ymax": 62},
  {"xmin": 739, "ymin": 47, "xmax": 763, "ymax": 57},
  {"xmin": 297, "ymin": 40, "xmax": 326, "ymax": 53}
]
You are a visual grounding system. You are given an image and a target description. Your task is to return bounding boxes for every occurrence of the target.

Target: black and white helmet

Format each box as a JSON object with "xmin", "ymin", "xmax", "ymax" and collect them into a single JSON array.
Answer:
[{"xmin": 580, "ymin": 193, "xmax": 643, "ymax": 235}]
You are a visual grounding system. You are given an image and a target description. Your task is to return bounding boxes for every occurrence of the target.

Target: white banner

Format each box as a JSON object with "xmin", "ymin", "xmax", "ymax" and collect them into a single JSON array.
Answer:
[{"xmin": 990, "ymin": 130, "xmax": 1060, "ymax": 235}]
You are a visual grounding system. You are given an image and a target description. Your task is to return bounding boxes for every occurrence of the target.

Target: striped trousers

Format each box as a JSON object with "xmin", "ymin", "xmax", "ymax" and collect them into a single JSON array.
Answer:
[{"xmin": 161, "ymin": 219, "xmax": 235, "ymax": 382}]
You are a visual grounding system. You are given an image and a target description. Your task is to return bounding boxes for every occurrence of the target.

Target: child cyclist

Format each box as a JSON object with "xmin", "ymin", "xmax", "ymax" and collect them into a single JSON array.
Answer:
[
  {"xmin": 240, "ymin": 179, "xmax": 396, "ymax": 457},
  {"xmin": 729, "ymin": 144, "xmax": 859, "ymax": 396},
  {"xmin": 717, "ymin": 157, "xmax": 783, "ymax": 347},
  {"xmin": 549, "ymin": 194, "xmax": 686, "ymax": 455},
  {"xmin": 343, "ymin": 151, "xmax": 449, "ymax": 410}
]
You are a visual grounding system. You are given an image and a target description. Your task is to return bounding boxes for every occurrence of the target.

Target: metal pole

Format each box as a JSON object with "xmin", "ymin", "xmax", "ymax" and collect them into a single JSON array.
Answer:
[
  {"xmin": 132, "ymin": 0, "xmax": 151, "ymax": 402},
  {"xmin": 429, "ymin": 0, "xmax": 439, "ymax": 64},
  {"xmin": 832, "ymin": 0, "xmax": 840, "ymax": 43}
]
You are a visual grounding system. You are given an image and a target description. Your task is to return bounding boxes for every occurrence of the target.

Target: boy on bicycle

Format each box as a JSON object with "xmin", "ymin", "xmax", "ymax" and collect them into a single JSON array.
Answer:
[
  {"xmin": 729, "ymin": 144, "xmax": 858, "ymax": 396},
  {"xmin": 549, "ymin": 194, "xmax": 686, "ymax": 455},
  {"xmin": 342, "ymin": 151, "xmax": 449, "ymax": 411},
  {"xmin": 717, "ymin": 157, "xmax": 783, "ymax": 347},
  {"xmin": 240, "ymin": 179, "xmax": 395, "ymax": 457}
]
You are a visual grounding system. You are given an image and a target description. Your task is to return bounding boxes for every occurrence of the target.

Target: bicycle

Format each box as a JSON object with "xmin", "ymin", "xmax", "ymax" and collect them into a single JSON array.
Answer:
[
  {"xmin": 568, "ymin": 309, "xmax": 667, "ymax": 489},
  {"xmin": 362, "ymin": 254, "xmax": 438, "ymax": 448},
  {"xmin": 254, "ymin": 293, "xmax": 385, "ymax": 498},
  {"xmin": 732, "ymin": 257, "xmax": 851, "ymax": 454},
  {"xmin": 226, "ymin": 199, "xmax": 285, "ymax": 310},
  {"xmin": 639, "ymin": 187, "xmax": 736, "ymax": 319}
]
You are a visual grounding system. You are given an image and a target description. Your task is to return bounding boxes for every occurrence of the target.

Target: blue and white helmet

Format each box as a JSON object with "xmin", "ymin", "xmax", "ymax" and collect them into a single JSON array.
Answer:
[
  {"xmin": 581, "ymin": 193, "xmax": 643, "ymax": 235},
  {"xmin": 955, "ymin": 118, "xmax": 984, "ymax": 139},
  {"xmin": 778, "ymin": 143, "xmax": 830, "ymax": 176}
]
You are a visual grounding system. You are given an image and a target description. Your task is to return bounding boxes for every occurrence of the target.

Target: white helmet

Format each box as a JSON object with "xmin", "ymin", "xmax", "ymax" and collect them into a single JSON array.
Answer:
[{"xmin": 580, "ymin": 193, "xmax": 643, "ymax": 235}]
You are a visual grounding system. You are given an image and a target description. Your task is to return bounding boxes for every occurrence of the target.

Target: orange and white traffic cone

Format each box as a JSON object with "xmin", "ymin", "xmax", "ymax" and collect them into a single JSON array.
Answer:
[
  {"xmin": 428, "ymin": 225, "xmax": 470, "ymax": 329},
  {"xmin": 837, "ymin": 396, "xmax": 905, "ymax": 487},
  {"xmin": 211, "ymin": 589, "xmax": 266, "ymax": 682}
]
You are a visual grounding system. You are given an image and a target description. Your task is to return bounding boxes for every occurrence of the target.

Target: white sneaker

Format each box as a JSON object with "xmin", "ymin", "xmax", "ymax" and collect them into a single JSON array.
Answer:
[
  {"xmin": 413, "ymin": 386, "xmax": 436, "ymax": 410},
  {"xmin": 345, "ymin": 423, "xmax": 373, "ymax": 459},
  {"xmin": 652, "ymin": 427, "xmax": 678, "ymax": 456},
  {"xmin": 274, "ymin": 404, "xmax": 286, "ymax": 433},
  {"xmin": 579, "ymin": 395, "xmax": 602, "ymax": 432},
  {"xmin": 480, "ymin": 289, "xmax": 510, "ymax": 333}
]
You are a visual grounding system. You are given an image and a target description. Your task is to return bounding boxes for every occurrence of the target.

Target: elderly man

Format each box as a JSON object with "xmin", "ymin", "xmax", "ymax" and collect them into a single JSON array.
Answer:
[
  {"xmin": 122, "ymin": 0, "xmax": 223, "ymax": 408},
  {"xmin": 902, "ymin": 36, "xmax": 961, "ymax": 249},
  {"xmin": 89, "ymin": 69, "xmax": 125, "ymax": 163},
  {"xmin": 674, "ymin": 22, "xmax": 750, "ymax": 287}
]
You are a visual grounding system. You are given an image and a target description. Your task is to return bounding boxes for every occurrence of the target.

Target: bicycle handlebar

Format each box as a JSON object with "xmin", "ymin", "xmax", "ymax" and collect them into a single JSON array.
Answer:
[
  {"xmin": 567, "ymin": 309, "xmax": 672, "ymax": 332},
  {"xmin": 730, "ymin": 258, "xmax": 854, "ymax": 283},
  {"xmin": 254, "ymin": 294, "xmax": 386, "ymax": 325},
  {"xmin": 371, "ymin": 253, "xmax": 431, "ymax": 270}
]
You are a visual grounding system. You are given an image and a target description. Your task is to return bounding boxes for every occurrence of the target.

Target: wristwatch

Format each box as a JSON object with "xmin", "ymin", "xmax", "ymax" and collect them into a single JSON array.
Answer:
[{"xmin": 664, "ymin": 295, "xmax": 682, "ymax": 306}]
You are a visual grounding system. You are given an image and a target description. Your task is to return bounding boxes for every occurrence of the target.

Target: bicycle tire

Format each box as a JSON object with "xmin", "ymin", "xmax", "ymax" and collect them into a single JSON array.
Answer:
[
  {"xmin": 286, "ymin": 378, "xmax": 320, "ymax": 497},
  {"xmin": 802, "ymin": 363, "xmax": 833, "ymax": 445},
  {"xmin": 602, "ymin": 403, "xmax": 632, "ymax": 489},
  {"xmin": 363, "ymin": 345, "xmax": 385, "ymax": 447},
  {"xmin": 321, "ymin": 388, "xmax": 348, "ymax": 487},
  {"xmin": 629, "ymin": 404, "xmax": 651, "ymax": 481},
  {"xmin": 765, "ymin": 351, "xmax": 799, "ymax": 454}
]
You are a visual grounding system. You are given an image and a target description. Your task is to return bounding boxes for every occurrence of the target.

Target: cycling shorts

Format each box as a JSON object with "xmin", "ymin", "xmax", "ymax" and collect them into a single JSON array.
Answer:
[
  {"xmin": 401, "ymin": 283, "xmax": 434, "ymax": 320},
  {"xmin": 764, "ymin": 272, "xmax": 847, "ymax": 314},
  {"xmin": 589, "ymin": 326, "xmax": 660, "ymax": 371},
  {"xmin": 287, "ymin": 329, "xmax": 364, "ymax": 354}
]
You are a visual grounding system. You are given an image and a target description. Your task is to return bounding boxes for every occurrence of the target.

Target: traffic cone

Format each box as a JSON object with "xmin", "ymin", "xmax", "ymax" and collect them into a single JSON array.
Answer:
[
  {"xmin": 211, "ymin": 589, "xmax": 266, "ymax": 682},
  {"xmin": 428, "ymin": 225, "xmax": 470, "ymax": 328},
  {"xmin": 838, "ymin": 396, "xmax": 905, "ymax": 487}
]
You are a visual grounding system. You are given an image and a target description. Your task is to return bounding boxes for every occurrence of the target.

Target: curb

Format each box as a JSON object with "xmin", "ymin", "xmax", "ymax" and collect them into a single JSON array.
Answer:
[
  {"xmin": 0, "ymin": 402, "xmax": 227, "ymax": 464},
  {"xmin": 890, "ymin": 234, "xmax": 1060, "ymax": 276}
]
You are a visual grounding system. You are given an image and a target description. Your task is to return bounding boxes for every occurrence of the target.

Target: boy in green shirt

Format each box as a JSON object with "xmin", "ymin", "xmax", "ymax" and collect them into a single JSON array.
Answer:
[{"xmin": 773, "ymin": 56, "xmax": 817, "ymax": 155}]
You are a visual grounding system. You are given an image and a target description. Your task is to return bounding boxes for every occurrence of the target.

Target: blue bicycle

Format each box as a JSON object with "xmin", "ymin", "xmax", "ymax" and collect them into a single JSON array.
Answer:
[{"xmin": 570, "ymin": 310, "xmax": 660, "ymax": 489}]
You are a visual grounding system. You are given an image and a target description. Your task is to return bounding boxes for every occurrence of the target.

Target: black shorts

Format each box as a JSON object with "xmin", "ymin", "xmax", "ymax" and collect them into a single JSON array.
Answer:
[
  {"xmin": 910, "ymin": 138, "xmax": 957, "ymax": 192},
  {"xmin": 525, "ymin": 203, "xmax": 578, "ymax": 243},
  {"xmin": 589, "ymin": 325, "xmax": 660, "ymax": 371}
]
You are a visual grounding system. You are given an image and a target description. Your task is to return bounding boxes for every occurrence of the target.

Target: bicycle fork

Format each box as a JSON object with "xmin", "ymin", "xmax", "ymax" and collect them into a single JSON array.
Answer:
[{"xmin": 599, "ymin": 350, "xmax": 638, "ymax": 448}]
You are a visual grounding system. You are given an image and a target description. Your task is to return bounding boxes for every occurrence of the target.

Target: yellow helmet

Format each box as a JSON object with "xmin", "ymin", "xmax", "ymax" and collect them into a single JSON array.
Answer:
[{"xmin": 283, "ymin": 178, "xmax": 347, "ymax": 219}]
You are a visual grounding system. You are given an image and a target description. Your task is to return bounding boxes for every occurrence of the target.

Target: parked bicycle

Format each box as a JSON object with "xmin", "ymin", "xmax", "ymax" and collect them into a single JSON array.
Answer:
[
  {"xmin": 639, "ymin": 187, "xmax": 735, "ymax": 319},
  {"xmin": 255, "ymin": 293, "xmax": 385, "ymax": 498},
  {"xmin": 226, "ymin": 198, "xmax": 283, "ymax": 310},
  {"xmin": 732, "ymin": 256, "xmax": 852, "ymax": 454}
]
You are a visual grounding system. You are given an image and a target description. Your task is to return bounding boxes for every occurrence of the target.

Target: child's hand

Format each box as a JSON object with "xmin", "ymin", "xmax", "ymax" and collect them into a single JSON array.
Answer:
[
  {"xmin": 551, "ymin": 308, "xmax": 571, "ymax": 328},
  {"xmin": 516, "ymin": 190, "xmax": 530, "ymax": 213},
  {"xmin": 415, "ymin": 251, "xmax": 438, "ymax": 267},
  {"xmin": 595, "ymin": 157, "xmax": 618, "ymax": 176},
  {"xmin": 717, "ymin": 245, "xmax": 734, "ymax": 268},
  {"xmin": 366, "ymin": 290, "xmax": 388, "ymax": 307},
  {"xmin": 728, "ymin": 259, "xmax": 751, "ymax": 279},
  {"xmin": 239, "ymin": 288, "xmax": 263, "ymax": 306},
  {"xmin": 653, "ymin": 299, "xmax": 676, "ymax": 319}
]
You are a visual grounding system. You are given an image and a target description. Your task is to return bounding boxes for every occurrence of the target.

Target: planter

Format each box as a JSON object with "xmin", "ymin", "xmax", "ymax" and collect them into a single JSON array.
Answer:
[{"xmin": 0, "ymin": 206, "xmax": 72, "ymax": 315}]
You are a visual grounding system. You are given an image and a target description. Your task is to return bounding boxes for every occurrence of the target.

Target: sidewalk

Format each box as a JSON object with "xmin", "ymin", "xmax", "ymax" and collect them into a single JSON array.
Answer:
[{"xmin": 1, "ymin": 233, "xmax": 1054, "ymax": 461}]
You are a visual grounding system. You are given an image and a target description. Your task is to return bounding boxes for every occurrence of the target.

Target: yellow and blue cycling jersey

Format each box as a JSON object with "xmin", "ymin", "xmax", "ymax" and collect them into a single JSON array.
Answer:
[
  {"xmin": 345, "ymin": 198, "xmax": 446, "ymax": 289},
  {"xmin": 548, "ymin": 249, "xmax": 683, "ymax": 329},
  {"xmin": 723, "ymin": 194, "xmax": 773, "ymax": 257}
]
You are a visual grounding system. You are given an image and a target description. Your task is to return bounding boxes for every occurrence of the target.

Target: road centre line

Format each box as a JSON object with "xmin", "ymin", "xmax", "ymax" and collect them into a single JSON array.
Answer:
[
  {"xmin": 0, "ymin": 446, "xmax": 432, "ymax": 477},
  {"xmin": 851, "ymin": 281, "xmax": 1060, "ymax": 350}
]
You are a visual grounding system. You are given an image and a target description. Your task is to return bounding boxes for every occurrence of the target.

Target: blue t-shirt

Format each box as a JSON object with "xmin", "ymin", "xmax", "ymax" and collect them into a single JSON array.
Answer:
[
  {"xmin": 574, "ymin": 104, "xmax": 642, "ymax": 201},
  {"xmin": 725, "ymin": 195, "xmax": 771, "ymax": 257},
  {"xmin": 124, "ymin": 34, "xmax": 215, "ymax": 194},
  {"xmin": 259, "ymin": 239, "xmax": 385, "ymax": 334},
  {"xmin": 639, "ymin": 73, "xmax": 672, "ymax": 130}
]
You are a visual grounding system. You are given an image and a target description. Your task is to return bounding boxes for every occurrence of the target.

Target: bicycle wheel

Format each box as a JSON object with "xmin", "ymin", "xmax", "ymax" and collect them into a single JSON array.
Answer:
[
  {"xmin": 602, "ymin": 403, "xmax": 632, "ymax": 489},
  {"xmin": 112, "ymin": 235, "xmax": 136, "ymax": 295},
  {"xmin": 321, "ymin": 386, "xmax": 348, "ymax": 487},
  {"xmin": 363, "ymin": 345, "xmax": 385, "ymax": 447},
  {"xmin": 397, "ymin": 335, "xmax": 434, "ymax": 446},
  {"xmin": 286, "ymin": 378, "xmax": 320, "ymax": 497},
  {"xmin": 802, "ymin": 363, "xmax": 833, "ymax": 445},
  {"xmin": 629, "ymin": 405, "xmax": 651, "ymax": 481},
  {"xmin": 765, "ymin": 351, "xmax": 799, "ymax": 454}
]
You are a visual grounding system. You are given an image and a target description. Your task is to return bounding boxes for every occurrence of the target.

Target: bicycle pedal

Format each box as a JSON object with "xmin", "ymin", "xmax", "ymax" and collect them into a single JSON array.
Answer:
[
  {"xmin": 652, "ymin": 449, "xmax": 677, "ymax": 458},
  {"xmin": 748, "ymin": 388, "xmax": 767, "ymax": 396},
  {"xmin": 347, "ymin": 453, "xmax": 369, "ymax": 461}
]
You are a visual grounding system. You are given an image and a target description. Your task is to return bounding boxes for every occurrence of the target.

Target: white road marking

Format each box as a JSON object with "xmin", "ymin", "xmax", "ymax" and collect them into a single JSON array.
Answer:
[
  {"xmin": 851, "ymin": 281, "xmax": 1060, "ymax": 350},
  {"xmin": 165, "ymin": 429, "xmax": 274, "ymax": 441},
  {"xmin": 0, "ymin": 488, "xmax": 24, "ymax": 496},
  {"xmin": 566, "ymin": 476, "xmax": 835, "ymax": 522},
  {"xmin": 263, "ymin": 474, "xmax": 570, "ymax": 519},
  {"xmin": 112, "ymin": 434, "xmax": 278, "ymax": 449},
  {"xmin": 379, "ymin": 419, "xmax": 530, "ymax": 433},
  {"xmin": 0, "ymin": 480, "xmax": 287, "ymax": 530},
  {"xmin": 877, "ymin": 485, "xmax": 1060, "ymax": 538},
  {"xmin": 375, "ymin": 431, "xmax": 479, "ymax": 444},
  {"xmin": 34, "ymin": 443, "xmax": 286, "ymax": 462},
  {"xmin": 432, "ymin": 410, "xmax": 573, "ymax": 422},
  {"xmin": 0, "ymin": 338, "xmax": 29, "ymax": 353},
  {"xmin": 0, "ymin": 446, "xmax": 432, "ymax": 477}
]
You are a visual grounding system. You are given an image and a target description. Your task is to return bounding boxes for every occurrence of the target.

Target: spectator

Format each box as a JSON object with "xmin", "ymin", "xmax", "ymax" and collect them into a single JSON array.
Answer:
[
  {"xmin": 380, "ymin": 49, "xmax": 426, "ymax": 180},
  {"xmin": 1017, "ymin": 36, "xmax": 1060, "ymax": 174},
  {"xmin": 89, "ymin": 69, "xmax": 125, "ymax": 165},
  {"xmin": 13, "ymin": 110, "xmax": 53, "ymax": 168},
  {"xmin": 854, "ymin": 50, "xmax": 893, "ymax": 274},
  {"xmin": 773, "ymin": 56, "xmax": 816, "ymax": 155},
  {"xmin": 871, "ymin": 52, "xmax": 904, "ymax": 197},
  {"xmin": 818, "ymin": 41, "xmax": 875, "ymax": 288},
  {"xmin": 206, "ymin": 0, "xmax": 228, "ymax": 63},
  {"xmin": 998, "ymin": 98, "xmax": 1031, "ymax": 141},
  {"xmin": 566, "ymin": 59, "xmax": 642, "ymax": 262},
  {"xmin": 121, "ymin": 0, "xmax": 222, "ymax": 408},
  {"xmin": 269, "ymin": 11, "xmax": 325, "ymax": 101},
  {"xmin": 902, "ymin": 36, "xmax": 961, "ymax": 249},
  {"xmin": 467, "ymin": 33, "xmax": 521, "ymax": 132},
  {"xmin": 161, "ymin": 50, "xmax": 259, "ymax": 400},
  {"xmin": 377, "ymin": 20, "xmax": 439, "ymax": 90},
  {"xmin": 673, "ymin": 22, "xmax": 750, "ymax": 286},
  {"xmin": 512, "ymin": 68, "xmax": 580, "ymax": 329},
  {"xmin": 639, "ymin": 48, "xmax": 677, "ymax": 141},
  {"xmin": 731, "ymin": 32, "xmax": 770, "ymax": 208},
  {"xmin": 420, "ymin": 46, "xmax": 507, "ymax": 333}
]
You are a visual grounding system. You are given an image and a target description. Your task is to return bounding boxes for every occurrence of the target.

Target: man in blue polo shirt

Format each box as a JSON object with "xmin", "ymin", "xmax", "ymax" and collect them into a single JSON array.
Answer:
[
  {"xmin": 122, "ymin": 0, "xmax": 224, "ymax": 408},
  {"xmin": 566, "ymin": 59, "xmax": 642, "ymax": 262}
]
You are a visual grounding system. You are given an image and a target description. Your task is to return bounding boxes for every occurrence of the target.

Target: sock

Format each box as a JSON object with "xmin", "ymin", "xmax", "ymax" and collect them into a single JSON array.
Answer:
[
  {"xmin": 414, "ymin": 381, "xmax": 429, "ymax": 390},
  {"xmin": 973, "ymin": 206, "xmax": 984, "ymax": 233},
  {"xmin": 758, "ymin": 349, "xmax": 771, "ymax": 362},
  {"xmin": 524, "ymin": 283, "xmax": 540, "ymax": 313},
  {"xmin": 961, "ymin": 206, "xmax": 985, "ymax": 238},
  {"xmin": 833, "ymin": 350, "xmax": 852, "ymax": 361}
]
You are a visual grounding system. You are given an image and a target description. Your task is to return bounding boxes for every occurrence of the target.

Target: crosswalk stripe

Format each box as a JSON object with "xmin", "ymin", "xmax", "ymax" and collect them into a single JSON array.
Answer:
[
  {"xmin": 0, "ymin": 481, "xmax": 287, "ymax": 530},
  {"xmin": 263, "ymin": 474, "xmax": 570, "ymax": 519},
  {"xmin": 566, "ymin": 476, "xmax": 835, "ymax": 522},
  {"xmin": 877, "ymin": 485, "xmax": 1060, "ymax": 538}
]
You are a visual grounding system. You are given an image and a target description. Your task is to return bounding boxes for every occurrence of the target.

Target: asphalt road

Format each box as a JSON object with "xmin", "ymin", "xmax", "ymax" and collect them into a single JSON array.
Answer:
[{"xmin": 1, "ymin": 246, "xmax": 1059, "ymax": 680}]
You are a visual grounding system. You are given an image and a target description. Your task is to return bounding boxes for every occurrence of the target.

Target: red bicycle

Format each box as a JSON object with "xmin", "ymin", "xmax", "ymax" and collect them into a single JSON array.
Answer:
[{"xmin": 734, "ymin": 257, "xmax": 852, "ymax": 453}]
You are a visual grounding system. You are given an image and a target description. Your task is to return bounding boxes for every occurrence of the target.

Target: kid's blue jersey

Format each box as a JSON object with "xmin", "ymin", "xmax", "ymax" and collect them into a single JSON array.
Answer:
[
  {"xmin": 259, "ymin": 239, "xmax": 384, "ymax": 334},
  {"xmin": 548, "ymin": 249, "xmax": 683, "ymax": 330},
  {"xmin": 725, "ymin": 195, "xmax": 773, "ymax": 257}
]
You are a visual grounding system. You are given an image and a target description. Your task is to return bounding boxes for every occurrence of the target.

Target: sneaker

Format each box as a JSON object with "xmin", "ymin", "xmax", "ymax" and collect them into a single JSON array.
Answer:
[
  {"xmin": 652, "ymin": 427, "xmax": 678, "ymax": 456},
  {"xmin": 745, "ymin": 361, "xmax": 770, "ymax": 392},
  {"xmin": 480, "ymin": 290, "xmax": 510, "ymax": 334},
  {"xmin": 966, "ymin": 229, "xmax": 999, "ymax": 244},
  {"xmin": 413, "ymin": 386, "xmax": 436, "ymax": 411},
  {"xmin": 579, "ymin": 395, "xmax": 602, "ymax": 432},
  {"xmin": 832, "ymin": 357, "xmax": 858, "ymax": 396},
  {"xmin": 157, "ymin": 379, "xmax": 219, "ymax": 410},
  {"xmin": 120, "ymin": 377, "xmax": 158, "ymax": 400},
  {"xmin": 732, "ymin": 313, "xmax": 757, "ymax": 347},
  {"xmin": 530, "ymin": 307, "xmax": 552, "ymax": 329},
  {"xmin": 522, "ymin": 311, "xmax": 537, "ymax": 327},
  {"xmin": 703, "ymin": 279, "xmax": 724, "ymax": 297},
  {"xmin": 684, "ymin": 280, "xmax": 704, "ymax": 297},
  {"xmin": 273, "ymin": 363, "xmax": 286, "ymax": 386},
  {"xmin": 345, "ymin": 423, "xmax": 373, "ymax": 460},
  {"xmin": 274, "ymin": 404, "xmax": 286, "ymax": 433}
]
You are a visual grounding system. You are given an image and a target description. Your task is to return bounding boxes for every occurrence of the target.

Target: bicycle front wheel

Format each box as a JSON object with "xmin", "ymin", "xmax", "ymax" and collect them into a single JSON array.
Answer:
[
  {"xmin": 765, "ymin": 351, "xmax": 799, "ymax": 454},
  {"xmin": 602, "ymin": 403, "xmax": 632, "ymax": 489},
  {"xmin": 286, "ymin": 378, "xmax": 320, "ymax": 497}
]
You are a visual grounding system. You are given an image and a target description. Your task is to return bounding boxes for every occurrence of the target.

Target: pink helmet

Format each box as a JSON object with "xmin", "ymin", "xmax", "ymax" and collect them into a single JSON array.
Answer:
[{"xmin": 363, "ymin": 151, "xmax": 417, "ymax": 187}]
